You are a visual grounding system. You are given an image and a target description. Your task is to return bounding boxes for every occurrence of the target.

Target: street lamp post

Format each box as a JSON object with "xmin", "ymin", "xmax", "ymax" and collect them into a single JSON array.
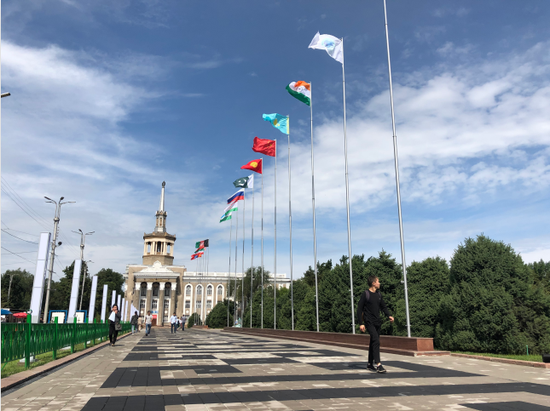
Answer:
[
  {"xmin": 72, "ymin": 229, "xmax": 94, "ymax": 310},
  {"xmin": 42, "ymin": 196, "xmax": 75, "ymax": 321}
]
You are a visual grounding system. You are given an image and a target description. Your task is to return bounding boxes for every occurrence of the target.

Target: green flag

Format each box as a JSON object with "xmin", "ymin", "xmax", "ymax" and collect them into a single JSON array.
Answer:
[{"xmin": 233, "ymin": 177, "xmax": 250, "ymax": 188}]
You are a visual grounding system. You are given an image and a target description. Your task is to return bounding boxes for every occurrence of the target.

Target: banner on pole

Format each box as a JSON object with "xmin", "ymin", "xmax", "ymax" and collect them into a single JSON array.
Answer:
[{"xmin": 30, "ymin": 232, "xmax": 51, "ymax": 323}]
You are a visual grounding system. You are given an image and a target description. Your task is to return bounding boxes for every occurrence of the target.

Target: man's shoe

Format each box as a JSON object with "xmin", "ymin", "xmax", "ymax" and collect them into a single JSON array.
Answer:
[
  {"xmin": 366, "ymin": 363, "xmax": 376, "ymax": 372},
  {"xmin": 376, "ymin": 364, "xmax": 387, "ymax": 373}
]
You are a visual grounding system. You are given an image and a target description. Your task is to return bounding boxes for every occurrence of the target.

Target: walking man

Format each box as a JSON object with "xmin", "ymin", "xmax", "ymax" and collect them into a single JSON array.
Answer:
[
  {"xmin": 144, "ymin": 310, "xmax": 153, "ymax": 336},
  {"xmin": 131, "ymin": 311, "xmax": 139, "ymax": 334},
  {"xmin": 180, "ymin": 314, "xmax": 186, "ymax": 331},
  {"xmin": 170, "ymin": 312, "xmax": 178, "ymax": 334},
  {"xmin": 357, "ymin": 276, "xmax": 394, "ymax": 373}
]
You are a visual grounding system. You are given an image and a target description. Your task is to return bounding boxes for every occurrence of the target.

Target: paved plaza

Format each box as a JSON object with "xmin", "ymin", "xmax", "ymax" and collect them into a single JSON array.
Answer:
[{"xmin": 2, "ymin": 328, "xmax": 550, "ymax": 410}]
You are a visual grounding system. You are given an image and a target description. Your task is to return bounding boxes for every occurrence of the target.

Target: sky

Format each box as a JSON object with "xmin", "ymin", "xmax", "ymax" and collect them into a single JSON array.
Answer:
[{"xmin": 2, "ymin": 0, "xmax": 550, "ymax": 283}]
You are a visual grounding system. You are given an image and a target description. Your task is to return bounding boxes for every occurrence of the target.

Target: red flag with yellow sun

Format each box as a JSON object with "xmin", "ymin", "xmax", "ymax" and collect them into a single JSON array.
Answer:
[{"xmin": 241, "ymin": 159, "xmax": 263, "ymax": 174}]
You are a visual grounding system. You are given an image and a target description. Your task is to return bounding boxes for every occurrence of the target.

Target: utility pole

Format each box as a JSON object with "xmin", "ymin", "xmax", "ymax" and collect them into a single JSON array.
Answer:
[
  {"xmin": 73, "ymin": 229, "xmax": 94, "ymax": 310},
  {"xmin": 43, "ymin": 196, "xmax": 75, "ymax": 321},
  {"xmin": 7, "ymin": 272, "xmax": 15, "ymax": 306}
]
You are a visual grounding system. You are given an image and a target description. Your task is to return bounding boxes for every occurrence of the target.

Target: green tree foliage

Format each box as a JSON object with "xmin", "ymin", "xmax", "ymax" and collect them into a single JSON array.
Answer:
[
  {"xmin": 1, "ymin": 269, "xmax": 34, "ymax": 310},
  {"xmin": 529, "ymin": 260, "xmax": 550, "ymax": 292},
  {"xmin": 303, "ymin": 260, "xmax": 332, "ymax": 288},
  {"xmin": 188, "ymin": 312, "xmax": 201, "ymax": 327},
  {"xmin": 435, "ymin": 235, "xmax": 550, "ymax": 354},
  {"xmin": 205, "ymin": 299, "xmax": 234, "ymax": 328},
  {"xmin": 295, "ymin": 286, "xmax": 317, "ymax": 331},
  {"xmin": 403, "ymin": 257, "xmax": 450, "ymax": 338},
  {"xmin": 228, "ymin": 266, "xmax": 271, "ymax": 317}
]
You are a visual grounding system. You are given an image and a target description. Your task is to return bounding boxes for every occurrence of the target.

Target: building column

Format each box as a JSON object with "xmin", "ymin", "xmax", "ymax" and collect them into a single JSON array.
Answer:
[
  {"xmin": 146, "ymin": 282, "xmax": 153, "ymax": 313},
  {"xmin": 133, "ymin": 282, "xmax": 141, "ymax": 316},
  {"xmin": 158, "ymin": 282, "xmax": 165, "ymax": 326},
  {"xmin": 172, "ymin": 287, "xmax": 179, "ymax": 317}
]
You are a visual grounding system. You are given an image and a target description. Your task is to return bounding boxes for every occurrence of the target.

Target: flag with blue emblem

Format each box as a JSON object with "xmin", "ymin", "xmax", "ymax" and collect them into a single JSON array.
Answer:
[
  {"xmin": 262, "ymin": 113, "xmax": 289, "ymax": 135},
  {"xmin": 308, "ymin": 32, "xmax": 343, "ymax": 64}
]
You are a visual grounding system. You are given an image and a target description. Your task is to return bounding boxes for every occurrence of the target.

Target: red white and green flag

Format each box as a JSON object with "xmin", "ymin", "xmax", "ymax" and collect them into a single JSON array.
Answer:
[{"xmin": 286, "ymin": 81, "xmax": 311, "ymax": 106}]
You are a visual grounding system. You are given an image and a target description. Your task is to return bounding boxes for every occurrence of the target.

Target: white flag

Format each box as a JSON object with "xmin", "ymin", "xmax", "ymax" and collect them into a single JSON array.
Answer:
[
  {"xmin": 308, "ymin": 32, "xmax": 343, "ymax": 64},
  {"xmin": 247, "ymin": 174, "xmax": 255, "ymax": 189}
]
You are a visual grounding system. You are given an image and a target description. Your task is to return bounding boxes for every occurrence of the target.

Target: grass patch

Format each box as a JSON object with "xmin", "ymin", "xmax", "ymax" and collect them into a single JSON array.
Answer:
[
  {"xmin": 1, "ymin": 337, "xmax": 107, "ymax": 379},
  {"xmin": 453, "ymin": 351, "xmax": 543, "ymax": 362}
]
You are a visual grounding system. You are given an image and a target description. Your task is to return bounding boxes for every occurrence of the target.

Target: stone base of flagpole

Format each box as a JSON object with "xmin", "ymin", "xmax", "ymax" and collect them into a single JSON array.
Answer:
[{"xmin": 222, "ymin": 328, "xmax": 448, "ymax": 357}]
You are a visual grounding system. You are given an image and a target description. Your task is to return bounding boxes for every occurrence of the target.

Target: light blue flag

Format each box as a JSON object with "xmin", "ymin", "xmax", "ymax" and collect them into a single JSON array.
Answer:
[{"xmin": 262, "ymin": 113, "xmax": 289, "ymax": 135}]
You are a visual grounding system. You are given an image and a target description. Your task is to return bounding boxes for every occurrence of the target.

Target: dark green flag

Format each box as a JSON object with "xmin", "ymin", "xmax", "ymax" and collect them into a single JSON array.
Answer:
[{"xmin": 233, "ymin": 177, "xmax": 249, "ymax": 188}]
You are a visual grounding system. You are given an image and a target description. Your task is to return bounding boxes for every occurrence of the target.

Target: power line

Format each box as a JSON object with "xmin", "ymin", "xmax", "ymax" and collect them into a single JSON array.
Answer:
[
  {"xmin": 1, "ymin": 246, "xmax": 36, "ymax": 264},
  {"xmin": 1, "ymin": 229, "xmax": 39, "ymax": 244},
  {"xmin": 1, "ymin": 177, "xmax": 52, "ymax": 227},
  {"xmin": 1, "ymin": 223, "xmax": 41, "ymax": 237},
  {"xmin": 1, "ymin": 250, "xmax": 36, "ymax": 255},
  {"xmin": 1, "ymin": 186, "xmax": 50, "ymax": 230}
]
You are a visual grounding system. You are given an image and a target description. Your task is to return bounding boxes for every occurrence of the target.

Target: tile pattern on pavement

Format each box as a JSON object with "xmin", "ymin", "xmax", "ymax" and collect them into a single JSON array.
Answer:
[{"xmin": 2, "ymin": 327, "xmax": 550, "ymax": 410}]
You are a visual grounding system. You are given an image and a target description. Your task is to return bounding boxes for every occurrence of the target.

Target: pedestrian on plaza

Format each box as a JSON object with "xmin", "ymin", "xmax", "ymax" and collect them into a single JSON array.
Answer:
[
  {"xmin": 108, "ymin": 304, "xmax": 122, "ymax": 346},
  {"xmin": 180, "ymin": 315, "xmax": 185, "ymax": 331},
  {"xmin": 357, "ymin": 276, "xmax": 394, "ymax": 373},
  {"xmin": 130, "ymin": 311, "xmax": 139, "ymax": 334},
  {"xmin": 138, "ymin": 316, "xmax": 143, "ymax": 332},
  {"xmin": 144, "ymin": 310, "xmax": 153, "ymax": 336},
  {"xmin": 170, "ymin": 312, "xmax": 178, "ymax": 334}
]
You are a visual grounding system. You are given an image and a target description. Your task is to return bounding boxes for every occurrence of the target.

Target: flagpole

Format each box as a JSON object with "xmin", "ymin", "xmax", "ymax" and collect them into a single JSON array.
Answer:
[
  {"xmin": 234, "ymin": 210, "xmax": 239, "ymax": 326},
  {"xmin": 341, "ymin": 39, "xmax": 356, "ymax": 334},
  {"xmin": 310, "ymin": 83, "xmax": 320, "ymax": 332},
  {"xmin": 241, "ymin": 191, "xmax": 246, "ymax": 325},
  {"xmin": 250, "ymin": 177, "xmax": 255, "ymax": 328},
  {"xmin": 273, "ymin": 138, "xmax": 278, "ymax": 330},
  {"xmin": 261, "ymin": 169, "xmax": 264, "ymax": 329},
  {"xmin": 287, "ymin": 116, "xmax": 295, "ymax": 330},
  {"xmin": 227, "ymin": 218, "xmax": 233, "ymax": 327},
  {"xmin": 383, "ymin": 0, "xmax": 411, "ymax": 337}
]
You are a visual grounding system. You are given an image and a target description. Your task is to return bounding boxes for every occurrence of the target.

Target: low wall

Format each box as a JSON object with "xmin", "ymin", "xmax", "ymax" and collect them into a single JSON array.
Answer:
[{"xmin": 223, "ymin": 327, "xmax": 449, "ymax": 357}]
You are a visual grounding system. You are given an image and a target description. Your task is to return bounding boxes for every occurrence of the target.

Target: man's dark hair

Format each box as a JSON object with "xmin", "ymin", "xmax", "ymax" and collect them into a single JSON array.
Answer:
[{"xmin": 367, "ymin": 276, "xmax": 378, "ymax": 287}]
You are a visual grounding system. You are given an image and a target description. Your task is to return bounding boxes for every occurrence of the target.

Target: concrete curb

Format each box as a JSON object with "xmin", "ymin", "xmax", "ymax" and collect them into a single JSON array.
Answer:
[
  {"xmin": 451, "ymin": 353, "xmax": 550, "ymax": 368},
  {"xmin": 1, "ymin": 331, "xmax": 134, "ymax": 392}
]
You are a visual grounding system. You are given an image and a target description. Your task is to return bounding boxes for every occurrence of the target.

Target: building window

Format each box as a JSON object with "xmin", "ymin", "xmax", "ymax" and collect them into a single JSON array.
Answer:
[
  {"xmin": 165, "ymin": 282, "xmax": 171, "ymax": 297},
  {"xmin": 217, "ymin": 285, "xmax": 223, "ymax": 295},
  {"xmin": 164, "ymin": 300, "xmax": 170, "ymax": 318},
  {"xmin": 186, "ymin": 285, "xmax": 192, "ymax": 296},
  {"xmin": 141, "ymin": 282, "xmax": 147, "ymax": 297},
  {"xmin": 197, "ymin": 285, "xmax": 203, "ymax": 295},
  {"xmin": 207, "ymin": 285, "xmax": 213, "ymax": 296},
  {"xmin": 153, "ymin": 282, "xmax": 159, "ymax": 297},
  {"xmin": 185, "ymin": 300, "xmax": 190, "ymax": 309},
  {"xmin": 196, "ymin": 301, "xmax": 202, "ymax": 309},
  {"xmin": 167, "ymin": 243, "xmax": 171, "ymax": 253},
  {"xmin": 207, "ymin": 300, "xmax": 212, "ymax": 309},
  {"xmin": 140, "ymin": 299, "xmax": 146, "ymax": 316},
  {"xmin": 152, "ymin": 299, "xmax": 158, "ymax": 310}
]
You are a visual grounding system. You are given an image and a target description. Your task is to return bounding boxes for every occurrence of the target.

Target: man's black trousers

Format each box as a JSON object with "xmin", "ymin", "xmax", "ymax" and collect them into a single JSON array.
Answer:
[
  {"xmin": 366, "ymin": 323, "xmax": 381, "ymax": 365},
  {"xmin": 109, "ymin": 322, "xmax": 119, "ymax": 344}
]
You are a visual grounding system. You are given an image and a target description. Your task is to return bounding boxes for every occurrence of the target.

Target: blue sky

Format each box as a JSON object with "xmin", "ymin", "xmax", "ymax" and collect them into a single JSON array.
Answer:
[{"xmin": 2, "ymin": 0, "xmax": 550, "ymax": 281}]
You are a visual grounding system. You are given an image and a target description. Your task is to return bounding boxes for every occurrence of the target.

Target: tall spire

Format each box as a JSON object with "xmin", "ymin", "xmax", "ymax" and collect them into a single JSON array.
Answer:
[
  {"xmin": 154, "ymin": 181, "xmax": 167, "ymax": 233},
  {"xmin": 159, "ymin": 181, "xmax": 166, "ymax": 212}
]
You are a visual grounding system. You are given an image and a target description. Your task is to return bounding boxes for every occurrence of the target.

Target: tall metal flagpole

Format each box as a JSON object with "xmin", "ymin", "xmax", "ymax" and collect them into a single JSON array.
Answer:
[
  {"xmin": 234, "ymin": 210, "xmax": 239, "ymax": 326},
  {"xmin": 227, "ymin": 218, "xmax": 233, "ymax": 327},
  {"xmin": 273, "ymin": 139, "xmax": 278, "ymax": 330},
  {"xmin": 383, "ymin": 0, "xmax": 411, "ymax": 337},
  {"xmin": 241, "ymin": 192, "xmax": 246, "ymax": 325},
  {"xmin": 287, "ymin": 116, "xmax": 294, "ymax": 330},
  {"xmin": 310, "ymin": 83, "xmax": 320, "ymax": 332},
  {"xmin": 250, "ymin": 176, "xmax": 255, "ymax": 328},
  {"xmin": 261, "ymin": 170, "xmax": 264, "ymax": 328},
  {"xmin": 341, "ymin": 39, "xmax": 356, "ymax": 334}
]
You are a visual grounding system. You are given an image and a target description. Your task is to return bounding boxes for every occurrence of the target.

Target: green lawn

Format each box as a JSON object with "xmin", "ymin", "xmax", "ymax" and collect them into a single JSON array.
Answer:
[
  {"xmin": 453, "ymin": 351, "xmax": 543, "ymax": 362},
  {"xmin": 1, "ymin": 339, "xmax": 104, "ymax": 379}
]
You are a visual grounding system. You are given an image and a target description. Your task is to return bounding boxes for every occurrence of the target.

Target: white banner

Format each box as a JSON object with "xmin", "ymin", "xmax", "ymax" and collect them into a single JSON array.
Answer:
[
  {"xmin": 100, "ymin": 284, "xmax": 108, "ymax": 323},
  {"xmin": 67, "ymin": 259, "xmax": 82, "ymax": 323},
  {"xmin": 88, "ymin": 276, "xmax": 98, "ymax": 322},
  {"xmin": 30, "ymin": 232, "xmax": 51, "ymax": 323}
]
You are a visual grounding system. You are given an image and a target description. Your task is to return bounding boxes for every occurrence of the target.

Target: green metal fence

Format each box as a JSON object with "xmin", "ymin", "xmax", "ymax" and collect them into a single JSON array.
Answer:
[{"xmin": 1, "ymin": 315, "xmax": 131, "ymax": 370}]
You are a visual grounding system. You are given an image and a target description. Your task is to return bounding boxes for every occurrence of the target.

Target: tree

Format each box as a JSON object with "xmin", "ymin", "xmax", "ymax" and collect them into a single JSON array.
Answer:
[
  {"xmin": 529, "ymin": 260, "xmax": 550, "ymax": 292},
  {"xmin": 295, "ymin": 286, "xmax": 317, "ymax": 331},
  {"xmin": 206, "ymin": 299, "xmax": 234, "ymax": 328},
  {"xmin": 303, "ymin": 260, "xmax": 332, "ymax": 288},
  {"xmin": 188, "ymin": 312, "xmax": 201, "ymax": 327},
  {"xmin": 402, "ymin": 257, "xmax": 450, "ymax": 338},
  {"xmin": 228, "ymin": 266, "xmax": 271, "ymax": 316},
  {"xmin": 1, "ymin": 269, "xmax": 34, "ymax": 310},
  {"xmin": 435, "ymin": 235, "xmax": 550, "ymax": 354}
]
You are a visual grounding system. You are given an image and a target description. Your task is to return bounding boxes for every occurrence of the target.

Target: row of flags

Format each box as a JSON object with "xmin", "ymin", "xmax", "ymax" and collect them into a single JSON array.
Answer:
[{"xmin": 191, "ymin": 239, "xmax": 209, "ymax": 260}]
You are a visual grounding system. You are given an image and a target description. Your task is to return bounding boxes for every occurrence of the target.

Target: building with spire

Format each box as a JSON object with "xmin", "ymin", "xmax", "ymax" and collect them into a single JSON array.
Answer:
[{"xmin": 123, "ymin": 182, "xmax": 290, "ymax": 326}]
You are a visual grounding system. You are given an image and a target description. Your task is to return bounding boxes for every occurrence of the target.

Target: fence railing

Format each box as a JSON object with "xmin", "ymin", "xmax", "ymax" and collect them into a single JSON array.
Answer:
[{"xmin": 1, "ymin": 315, "xmax": 131, "ymax": 370}]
